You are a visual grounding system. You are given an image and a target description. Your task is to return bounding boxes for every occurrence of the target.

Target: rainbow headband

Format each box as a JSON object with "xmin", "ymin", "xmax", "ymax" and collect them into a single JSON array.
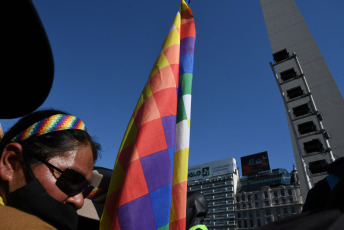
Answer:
[{"xmin": 11, "ymin": 114, "xmax": 87, "ymax": 142}]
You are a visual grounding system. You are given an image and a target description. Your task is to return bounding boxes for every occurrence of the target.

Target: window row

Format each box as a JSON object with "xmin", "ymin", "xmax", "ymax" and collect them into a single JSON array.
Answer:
[
  {"xmin": 237, "ymin": 218, "xmax": 261, "ymax": 229},
  {"xmin": 236, "ymin": 201, "xmax": 261, "ymax": 210},
  {"xmin": 236, "ymin": 193, "xmax": 259, "ymax": 202},
  {"xmin": 206, "ymin": 193, "xmax": 234, "ymax": 200},
  {"xmin": 201, "ymin": 187, "xmax": 234, "ymax": 194},
  {"xmin": 237, "ymin": 189, "xmax": 293, "ymax": 201},
  {"xmin": 236, "ymin": 206, "xmax": 299, "ymax": 219},
  {"xmin": 188, "ymin": 180, "xmax": 234, "ymax": 188},
  {"xmin": 210, "ymin": 200, "xmax": 235, "ymax": 206}
]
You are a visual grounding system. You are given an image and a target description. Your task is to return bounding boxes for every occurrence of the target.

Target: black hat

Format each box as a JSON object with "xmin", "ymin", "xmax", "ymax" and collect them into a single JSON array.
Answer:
[{"xmin": 1, "ymin": 0, "xmax": 54, "ymax": 119}]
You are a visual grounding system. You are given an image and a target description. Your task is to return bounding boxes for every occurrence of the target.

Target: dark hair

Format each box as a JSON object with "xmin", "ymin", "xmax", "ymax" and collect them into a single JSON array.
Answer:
[{"xmin": 0, "ymin": 109, "xmax": 101, "ymax": 164}]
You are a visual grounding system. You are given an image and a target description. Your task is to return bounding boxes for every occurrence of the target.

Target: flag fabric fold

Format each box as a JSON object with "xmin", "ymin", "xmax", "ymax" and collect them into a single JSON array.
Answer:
[
  {"xmin": 169, "ymin": 2, "xmax": 195, "ymax": 229},
  {"xmin": 100, "ymin": 1, "xmax": 195, "ymax": 229}
]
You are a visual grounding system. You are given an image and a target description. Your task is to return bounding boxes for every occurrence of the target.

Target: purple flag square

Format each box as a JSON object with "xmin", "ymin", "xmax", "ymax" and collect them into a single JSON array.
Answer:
[
  {"xmin": 180, "ymin": 37, "xmax": 195, "ymax": 56},
  {"xmin": 161, "ymin": 115, "xmax": 176, "ymax": 148},
  {"xmin": 117, "ymin": 194, "xmax": 156, "ymax": 230},
  {"xmin": 140, "ymin": 150, "xmax": 173, "ymax": 192}
]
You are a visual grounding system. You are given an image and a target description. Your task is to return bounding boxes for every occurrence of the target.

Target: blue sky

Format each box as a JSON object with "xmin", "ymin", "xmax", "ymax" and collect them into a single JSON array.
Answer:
[{"xmin": 1, "ymin": 1, "xmax": 343, "ymax": 175}]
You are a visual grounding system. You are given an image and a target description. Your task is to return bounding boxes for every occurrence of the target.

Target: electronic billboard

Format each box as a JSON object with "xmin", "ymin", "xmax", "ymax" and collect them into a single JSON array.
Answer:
[{"xmin": 241, "ymin": 151, "xmax": 270, "ymax": 176}]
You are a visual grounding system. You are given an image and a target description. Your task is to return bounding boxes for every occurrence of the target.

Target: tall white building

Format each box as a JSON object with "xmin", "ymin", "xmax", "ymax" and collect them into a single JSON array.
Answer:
[
  {"xmin": 260, "ymin": 0, "xmax": 344, "ymax": 200},
  {"xmin": 188, "ymin": 157, "xmax": 239, "ymax": 230}
]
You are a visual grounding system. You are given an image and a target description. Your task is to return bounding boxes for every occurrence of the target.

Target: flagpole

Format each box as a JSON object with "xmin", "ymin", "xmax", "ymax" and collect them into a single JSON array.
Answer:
[{"xmin": 0, "ymin": 124, "xmax": 4, "ymax": 140}]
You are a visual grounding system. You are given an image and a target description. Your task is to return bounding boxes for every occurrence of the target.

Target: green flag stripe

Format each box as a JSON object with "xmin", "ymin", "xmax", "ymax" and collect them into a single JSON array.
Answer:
[
  {"xmin": 180, "ymin": 73, "xmax": 193, "ymax": 95},
  {"xmin": 176, "ymin": 97, "xmax": 187, "ymax": 123}
]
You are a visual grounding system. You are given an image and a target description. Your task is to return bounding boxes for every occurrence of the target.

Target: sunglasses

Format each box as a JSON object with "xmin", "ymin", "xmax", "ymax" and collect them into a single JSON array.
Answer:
[{"xmin": 35, "ymin": 157, "xmax": 94, "ymax": 198}]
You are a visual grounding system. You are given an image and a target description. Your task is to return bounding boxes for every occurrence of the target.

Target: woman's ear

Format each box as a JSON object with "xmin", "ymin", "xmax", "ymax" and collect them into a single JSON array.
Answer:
[{"xmin": 0, "ymin": 142, "xmax": 23, "ymax": 182}]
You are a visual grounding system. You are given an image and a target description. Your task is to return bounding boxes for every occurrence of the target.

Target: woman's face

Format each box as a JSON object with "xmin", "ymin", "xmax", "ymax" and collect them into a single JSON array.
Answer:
[{"xmin": 32, "ymin": 144, "xmax": 94, "ymax": 210}]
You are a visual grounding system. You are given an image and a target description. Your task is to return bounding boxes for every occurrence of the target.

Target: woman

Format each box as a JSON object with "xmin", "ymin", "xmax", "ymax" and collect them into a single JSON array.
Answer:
[{"xmin": 0, "ymin": 109, "xmax": 100, "ymax": 229}]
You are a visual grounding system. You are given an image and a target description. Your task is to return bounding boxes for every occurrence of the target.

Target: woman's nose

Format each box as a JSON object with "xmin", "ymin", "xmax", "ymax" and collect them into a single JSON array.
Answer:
[{"xmin": 65, "ymin": 192, "xmax": 84, "ymax": 210}]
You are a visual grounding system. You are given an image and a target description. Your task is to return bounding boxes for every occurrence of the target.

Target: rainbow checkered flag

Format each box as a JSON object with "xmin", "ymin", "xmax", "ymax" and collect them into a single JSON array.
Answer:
[{"xmin": 100, "ymin": 1, "xmax": 196, "ymax": 229}]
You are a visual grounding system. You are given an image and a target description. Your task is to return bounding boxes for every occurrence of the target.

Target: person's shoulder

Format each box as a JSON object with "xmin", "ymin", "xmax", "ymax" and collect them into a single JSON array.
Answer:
[{"xmin": 0, "ymin": 205, "xmax": 56, "ymax": 230}]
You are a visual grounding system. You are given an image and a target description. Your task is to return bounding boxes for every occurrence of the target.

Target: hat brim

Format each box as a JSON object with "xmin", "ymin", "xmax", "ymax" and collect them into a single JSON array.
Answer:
[
  {"xmin": 77, "ymin": 199, "xmax": 104, "ymax": 221},
  {"xmin": 1, "ymin": 0, "xmax": 54, "ymax": 119}
]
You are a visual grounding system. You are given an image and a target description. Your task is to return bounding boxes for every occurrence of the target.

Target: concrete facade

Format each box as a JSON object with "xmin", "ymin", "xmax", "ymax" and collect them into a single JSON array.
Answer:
[
  {"xmin": 260, "ymin": 0, "xmax": 344, "ymax": 200},
  {"xmin": 235, "ymin": 169, "xmax": 303, "ymax": 229}
]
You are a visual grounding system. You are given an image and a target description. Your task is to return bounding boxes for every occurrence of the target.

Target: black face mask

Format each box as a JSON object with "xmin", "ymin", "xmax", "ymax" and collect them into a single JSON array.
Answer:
[
  {"xmin": 6, "ymin": 177, "xmax": 79, "ymax": 230},
  {"xmin": 6, "ymin": 154, "xmax": 79, "ymax": 230}
]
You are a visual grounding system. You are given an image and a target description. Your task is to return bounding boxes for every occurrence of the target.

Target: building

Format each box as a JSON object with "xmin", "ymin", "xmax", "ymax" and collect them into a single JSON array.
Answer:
[
  {"xmin": 188, "ymin": 157, "xmax": 239, "ymax": 230},
  {"xmin": 235, "ymin": 167, "xmax": 303, "ymax": 229},
  {"xmin": 187, "ymin": 154, "xmax": 303, "ymax": 230},
  {"xmin": 260, "ymin": 0, "xmax": 344, "ymax": 200}
]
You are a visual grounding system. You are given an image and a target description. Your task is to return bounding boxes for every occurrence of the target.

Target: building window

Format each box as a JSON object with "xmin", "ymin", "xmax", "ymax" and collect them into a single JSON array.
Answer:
[
  {"xmin": 226, "ymin": 187, "xmax": 234, "ymax": 192},
  {"xmin": 242, "ymin": 195, "xmax": 246, "ymax": 201},
  {"xmin": 274, "ymin": 191, "xmax": 278, "ymax": 198},
  {"xmin": 249, "ymin": 219, "xmax": 254, "ymax": 228},
  {"xmin": 248, "ymin": 203, "xmax": 252, "ymax": 208},
  {"xmin": 282, "ymin": 199, "xmax": 286, "ymax": 204},
  {"xmin": 227, "ymin": 199, "xmax": 234, "ymax": 204},
  {"xmin": 227, "ymin": 192, "xmax": 234, "ymax": 197},
  {"xmin": 298, "ymin": 121, "xmax": 317, "ymax": 135},
  {"xmin": 274, "ymin": 199, "xmax": 279, "ymax": 205},
  {"xmin": 289, "ymin": 197, "xmax": 293, "ymax": 203},
  {"xmin": 267, "ymin": 217, "xmax": 272, "ymax": 224},
  {"xmin": 257, "ymin": 219, "xmax": 261, "ymax": 227},
  {"xmin": 255, "ymin": 202, "xmax": 259, "ymax": 208},
  {"xmin": 256, "ymin": 211, "xmax": 260, "ymax": 218},
  {"xmin": 265, "ymin": 201, "xmax": 270, "ymax": 206},
  {"xmin": 276, "ymin": 208, "xmax": 281, "ymax": 215},
  {"xmin": 309, "ymin": 160, "xmax": 328, "ymax": 174},
  {"xmin": 254, "ymin": 194, "xmax": 258, "ymax": 201},
  {"xmin": 237, "ymin": 213, "xmax": 241, "ymax": 218},
  {"xmin": 287, "ymin": 86, "xmax": 304, "ymax": 99},
  {"xmin": 288, "ymin": 189, "xmax": 292, "ymax": 196},
  {"xmin": 279, "ymin": 68, "xmax": 296, "ymax": 81},
  {"xmin": 243, "ymin": 204, "xmax": 246, "ymax": 209},
  {"xmin": 291, "ymin": 207, "xmax": 296, "ymax": 214},
  {"xmin": 236, "ymin": 196, "xmax": 240, "ymax": 202},
  {"xmin": 280, "ymin": 189, "xmax": 285, "ymax": 196},
  {"xmin": 247, "ymin": 195, "xmax": 251, "ymax": 201},
  {"xmin": 273, "ymin": 49, "xmax": 290, "ymax": 63},
  {"xmin": 304, "ymin": 139, "xmax": 324, "ymax": 153},
  {"xmin": 249, "ymin": 211, "xmax": 253, "ymax": 218},
  {"xmin": 264, "ymin": 191, "xmax": 269, "ymax": 199},
  {"xmin": 243, "ymin": 212, "xmax": 247, "ymax": 218},
  {"xmin": 238, "ymin": 220, "xmax": 242, "ymax": 228},
  {"xmin": 244, "ymin": 220, "xmax": 248, "ymax": 228},
  {"xmin": 283, "ymin": 208, "xmax": 288, "ymax": 215},
  {"xmin": 293, "ymin": 103, "xmax": 311, "ymax": 117},
  {"xmin": 236, "ymin": 204, "xmax": 240, "ymax": 209},
  {"xmin": 266, "ymin": 209, "xmax": 271, "ymax": 216}
]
